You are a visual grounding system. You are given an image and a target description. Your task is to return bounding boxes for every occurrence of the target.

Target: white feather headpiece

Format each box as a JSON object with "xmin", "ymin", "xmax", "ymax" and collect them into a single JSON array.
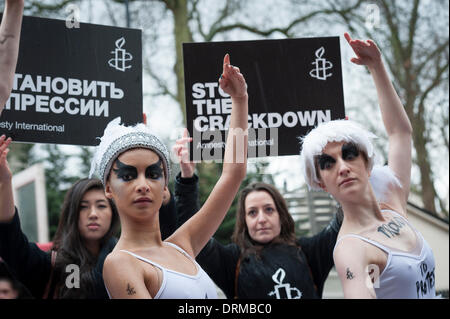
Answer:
[
  {"xmin": 89, "ymin": 117, "xmax": 170, "ymax": 186},
  {"xmin": 299, "ymin": 119, "xmax": 401, "ymax": 201}
]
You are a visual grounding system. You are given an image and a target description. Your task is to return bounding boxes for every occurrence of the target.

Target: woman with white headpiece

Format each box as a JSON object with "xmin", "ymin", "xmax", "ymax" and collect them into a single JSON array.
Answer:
[
  {"xmin": 89, "ymin": 54, "xmax": 248, "ymax": 299},
  {"xmin": 300, "ymin": 33, "xmax": 436, "ymax": 299}
]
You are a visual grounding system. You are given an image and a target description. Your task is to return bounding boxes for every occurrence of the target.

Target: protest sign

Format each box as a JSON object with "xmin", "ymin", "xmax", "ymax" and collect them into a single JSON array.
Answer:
[
  {"xmin": 183, "ymin": 37, "xmax": 345, "ymax": 161},
  {"xmin": 0, "ymin": 15, "xmax": 142, "ymax": 145}
]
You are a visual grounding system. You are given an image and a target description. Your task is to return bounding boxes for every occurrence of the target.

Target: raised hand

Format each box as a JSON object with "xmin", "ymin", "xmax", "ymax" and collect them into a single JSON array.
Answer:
[
  {"xmin": 219, "ymin": 54, "xmax": 248, "ymax": 99},
  {"xmin": 0, "ymin": 135, "xmax": 12, "ymax": 182},
  {"xmin": 344, "ymin": 32, "xmax": 382, "ymax": 69},
  {"xmin": 172, "ymin": 129, "xmax": 195, "ymax": 178}
]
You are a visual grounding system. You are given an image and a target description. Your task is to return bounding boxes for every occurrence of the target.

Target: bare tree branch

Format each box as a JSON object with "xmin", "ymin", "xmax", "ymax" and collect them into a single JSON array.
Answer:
[
  {"xmin": 415, "ymin": 39, "xmax": 449, "ymax": 77},
  {"xmin": 206, "ymin": 0, "xmax": 365, "ymax": 40}
]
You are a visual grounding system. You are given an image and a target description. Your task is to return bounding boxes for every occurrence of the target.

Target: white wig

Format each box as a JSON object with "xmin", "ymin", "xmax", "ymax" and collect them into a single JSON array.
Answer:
[
  {"xmin": 89, "ymin": 117, "xmax": 170, "ymax": 186},
  {"xmin": 299, "ymin": 119, "xmax": 401, "ymax": 201}
]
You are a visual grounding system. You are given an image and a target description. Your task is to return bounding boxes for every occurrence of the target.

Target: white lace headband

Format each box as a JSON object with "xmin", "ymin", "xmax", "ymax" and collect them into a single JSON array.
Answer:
[{"xmin": 89, "ymin": 117, "xmax": 170, "ymax": 186}]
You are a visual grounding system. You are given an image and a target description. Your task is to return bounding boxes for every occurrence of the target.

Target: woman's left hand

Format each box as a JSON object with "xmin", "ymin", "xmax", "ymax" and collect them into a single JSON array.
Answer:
[{"xmin": 219, "ymin": 54, "xmax": 248, "ymax": 99}]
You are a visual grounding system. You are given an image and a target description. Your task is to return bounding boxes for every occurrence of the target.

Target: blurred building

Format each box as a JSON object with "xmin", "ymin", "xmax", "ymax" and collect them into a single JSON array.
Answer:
[{"xmin": 11, "ymin": 163, "xmax": 49, "ymax": 243}]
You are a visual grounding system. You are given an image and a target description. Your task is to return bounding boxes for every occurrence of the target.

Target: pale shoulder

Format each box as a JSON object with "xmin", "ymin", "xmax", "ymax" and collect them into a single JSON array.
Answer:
[
  {"xmin": 334, "ymin": 235, "xmax": 368, "ymax": 268},
  {"xmin": 103, "ymin": 251, "xmax": 151, "ymax": 299},
  {"xmin": 103, "ymin": 251, "xmax": 141, "ymax": 277}
]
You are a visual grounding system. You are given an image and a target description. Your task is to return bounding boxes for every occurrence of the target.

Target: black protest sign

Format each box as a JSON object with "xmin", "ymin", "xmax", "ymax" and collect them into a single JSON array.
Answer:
[
  {"xmin": 0, "ymin": 15, "xmax": 142, "ymax": 146},
  {"xmin": 183, "ymin": 37, "xmax": 345, "ymax": 161}
]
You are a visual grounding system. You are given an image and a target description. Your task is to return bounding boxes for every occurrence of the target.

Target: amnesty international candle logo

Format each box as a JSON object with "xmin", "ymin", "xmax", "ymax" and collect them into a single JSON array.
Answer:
[
  {"xmin": 268, "ymin": 268, "xmax": 302, "ymax": 299},
  {"xmin": 0, "ymin": 16, "xmax": 142, "ymax": 146},
  {"xmin": 108, "ymin": 37, "xmax": 133, "ymax": 72},
  {"xmin": 309, "ymin": 47, "xmax": 333, "ymax": 80}
]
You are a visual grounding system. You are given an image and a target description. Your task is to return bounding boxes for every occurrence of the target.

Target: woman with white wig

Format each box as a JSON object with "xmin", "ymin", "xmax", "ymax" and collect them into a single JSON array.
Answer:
[
  {"xmin": 89, "ymin": 54, "xmax": 248, "ymax": 299},
  {"xmin": 300, "ymin": 33, "xmax": 436, "ymax": 299}
]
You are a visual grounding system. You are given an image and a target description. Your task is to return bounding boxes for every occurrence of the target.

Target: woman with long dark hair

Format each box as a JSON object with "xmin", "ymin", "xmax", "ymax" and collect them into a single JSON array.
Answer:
[
  {"xmin": 0, "ymin": 162, "xmax": 119, "ymax": 298},
  {"xmin": 47, "ymin": 178, "xmax": 120, "ymax": 298},
  {"xmin": 187, "ymin": 181, "xmax": 342, "ymax": 299}
]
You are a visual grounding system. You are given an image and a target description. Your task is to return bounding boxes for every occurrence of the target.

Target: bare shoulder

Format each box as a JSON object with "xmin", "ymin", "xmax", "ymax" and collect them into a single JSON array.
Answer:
[
  {"xmin": 104, "ymin": 250, "xmax": 135, "ymax": 267},
  {"xmin": 334, "ymin": 236, "xmax": 367, "ymax": 267},
  {"xmin": 103, "ymin": 251, "xmax": 141, "ymax": 279},
  {"xmin": 103, "ymin": 251, "xmax": 151, "ymax": 299}
]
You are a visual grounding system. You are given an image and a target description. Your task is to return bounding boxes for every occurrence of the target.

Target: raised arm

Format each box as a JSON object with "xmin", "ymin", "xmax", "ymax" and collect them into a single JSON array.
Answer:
[
  {"xmin": 0, "ymin": 0, "xmax": 24, "ymax": 115},
  {"xmin": 169, "ymin": 54, "xmax": 248, "ymax": 257},
  {"xmin": 0, "ymin": 135, "xmax": 14, "ymax": 222},
  {"xmin": 345, "ymin": 33, "xmax": 413, "ymax": 210}
]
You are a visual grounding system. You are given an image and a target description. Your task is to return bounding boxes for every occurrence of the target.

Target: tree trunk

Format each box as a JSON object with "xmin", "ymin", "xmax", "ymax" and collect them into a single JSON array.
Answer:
[
  {"xmin": 167, "ymin": 0, "xmax": 193, "ymax": 125},
  {"xmin": 412, "ymin": 114, "xmax": 437, "ymax": 213}
]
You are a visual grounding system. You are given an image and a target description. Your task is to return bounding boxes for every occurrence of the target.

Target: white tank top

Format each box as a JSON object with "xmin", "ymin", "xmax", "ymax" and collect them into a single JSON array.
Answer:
[
  {"xmin": 108, "ymin": 242, "xmax": 218, "ymax": 299},
  {"xmin": 334, "ymin": 210, "xmax": 437, "ymax": 299}
]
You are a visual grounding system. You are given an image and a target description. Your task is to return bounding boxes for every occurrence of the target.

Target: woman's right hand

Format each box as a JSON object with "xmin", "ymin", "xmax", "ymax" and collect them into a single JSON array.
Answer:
[
  {"xmin": 0, "ymin": 135, "xmax": 12, "ymax": 183},
  {"xmin": 344, "ymin": 32, "xmax": 382, "ymax": 70},
  {"xmin": 172, "ymin": 129, "xmax": 195, "ymax": 178}
]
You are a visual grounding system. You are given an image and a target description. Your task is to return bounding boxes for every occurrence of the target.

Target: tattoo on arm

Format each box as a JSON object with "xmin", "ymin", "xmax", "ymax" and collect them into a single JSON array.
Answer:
[
  {"xmin": 126, "ymin": 283, "xmax": 136, "ymax": 295},
  {"xmin": 346, "ymin": 268, "xmax": 354, "ymax": 280},
  {"xmin": 0, "ymin": 34, "xmax": 14, "ymax": 44}
]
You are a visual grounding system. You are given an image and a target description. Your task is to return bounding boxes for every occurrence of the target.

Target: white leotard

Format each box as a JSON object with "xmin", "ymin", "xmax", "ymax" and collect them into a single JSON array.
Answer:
[
  {"xmin": 107, "ymin": 242, "xmax": 218, "ymax": 299},
  {"xmin": 334, "ymin": 210, "xmax": 436, "ymax": 299}
]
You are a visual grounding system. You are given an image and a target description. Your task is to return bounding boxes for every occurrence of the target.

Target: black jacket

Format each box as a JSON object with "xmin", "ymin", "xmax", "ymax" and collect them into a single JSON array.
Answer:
[
  {"xmin": 0, "ymin": 208, "xmax": 116, "ymax": 299},
  {"xmin": 174, "ymin": 178, "xmax": 342, "ymax": 299},
  {"xmin": 196, "ymin": 219, "xmax": 340, "ymax": 299}
]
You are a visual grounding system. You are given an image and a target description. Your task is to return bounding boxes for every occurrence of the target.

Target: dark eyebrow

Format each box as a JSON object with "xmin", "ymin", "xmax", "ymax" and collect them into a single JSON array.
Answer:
[
  {"xmin": 114, "ymin": 158, "xmax": 136, "ymax": 170},
  {"xmin": 145, "ymin": 160, "xmax": 164, "ymax": 179},
  {"xmin": 146, "ymin": 159, "xmax": 163, "ymax": 170},
  {"xmin": 112, "ymin": 159, "xmax": 137, "ymax": 176},
  {"xmin": 80, "ymin": 198, "xmax": 108, "ymax": 205}
]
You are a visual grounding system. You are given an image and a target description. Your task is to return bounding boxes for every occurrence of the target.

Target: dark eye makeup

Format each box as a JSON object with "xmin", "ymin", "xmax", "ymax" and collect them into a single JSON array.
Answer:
[
  {"xmin": 342, "ymin": 142, "xmax": 360, "ymax": 160},
  {"xmin": 317, "ymin": 154, "xmax": 336, "ymax": 170},
  {"xmin": 112, "ymin": 159, "xmax": 163, "ymax": 181},
  {"xmin": 145, "ymin": 160, "xmax": 163, "ymax": 180},
  {"xmin": 112, "ymin": 159, "xmax": 137, "ymax": 181},
  {"xmin": 316, "ymin": 142, "xmax": 360, "ymax": 170}
]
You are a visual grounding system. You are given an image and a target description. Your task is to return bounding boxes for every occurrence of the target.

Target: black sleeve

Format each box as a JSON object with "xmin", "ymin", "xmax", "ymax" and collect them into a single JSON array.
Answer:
[
  {"xmin": 159, "ymin": 189, "xmax": 177, "ymax": 240},
  {"xmin": 196, "ymin": 238, "xmax": 240, "ymax": 299},
  {"xmin": 91, "ymin": 237, "xmax": 117, "ymax": 299},
  {"xmin": 174, "ymin": 172, "xmax": 200, "ymax": 227},
  {"xmin": 0, "ymin": 208, "xmax": 51, "ymax": 298},
  {"xmin": 297, "ymin": 207, "xmax": 342, "ymax": 297},
  {"xmin": 174, "ymin": 172, "xmax": 240, "ymax": 299}
]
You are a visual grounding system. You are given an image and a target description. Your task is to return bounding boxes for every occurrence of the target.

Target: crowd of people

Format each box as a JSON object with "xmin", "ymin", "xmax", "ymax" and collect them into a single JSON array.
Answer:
[{"xmin": 0, "ymin": 0, "xmax": 439, "ymax": 299}]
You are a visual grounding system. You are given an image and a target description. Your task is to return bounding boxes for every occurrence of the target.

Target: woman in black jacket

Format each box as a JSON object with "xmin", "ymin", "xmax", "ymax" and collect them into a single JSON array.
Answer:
[
  {"xmin": 0, "ymin": 160, "xmax": 120, "ymax": 299},
  {"xmin": 176, "ymin": 180, "xmax": 342, "ymax": 299}
]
